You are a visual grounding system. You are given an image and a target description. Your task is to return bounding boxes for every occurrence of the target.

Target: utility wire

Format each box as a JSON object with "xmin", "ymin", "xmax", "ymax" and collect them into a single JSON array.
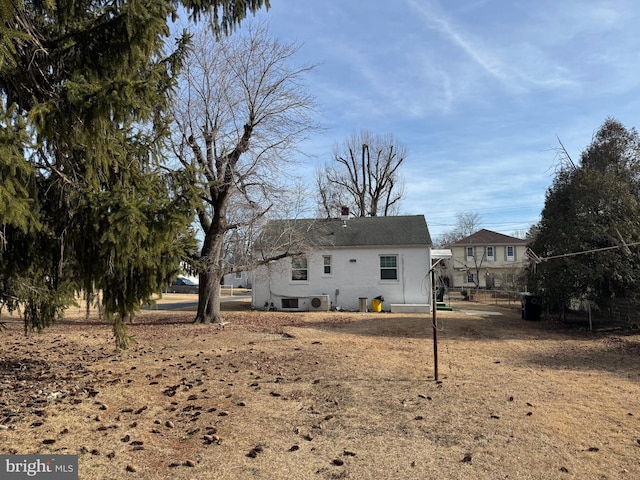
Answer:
[{"xmin": 528, "ymin": 238, "xmax": 639, "ymax": 263}]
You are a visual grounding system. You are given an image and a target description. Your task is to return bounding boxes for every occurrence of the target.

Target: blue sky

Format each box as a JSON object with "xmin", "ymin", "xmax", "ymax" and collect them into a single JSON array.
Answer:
[{"xmin": 252, "ymin": 0, "xmax": 640, "ymax": 241}]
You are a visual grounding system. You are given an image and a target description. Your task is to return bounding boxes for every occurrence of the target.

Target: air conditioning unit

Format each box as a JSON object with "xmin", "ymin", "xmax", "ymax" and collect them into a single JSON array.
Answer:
[{"xmin": 309, "ymin": 295, "xmax": 330, "ymax": 312}]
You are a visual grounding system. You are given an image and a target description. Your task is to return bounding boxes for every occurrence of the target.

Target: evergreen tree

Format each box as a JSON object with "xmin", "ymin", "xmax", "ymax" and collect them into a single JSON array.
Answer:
[
  {"xmin": 0, "ymin": 0, "xmax": 269, "ymax": 346},
  {"xmin": 529, "ymin": 118, "xmax": 640, "ymax": 318}
]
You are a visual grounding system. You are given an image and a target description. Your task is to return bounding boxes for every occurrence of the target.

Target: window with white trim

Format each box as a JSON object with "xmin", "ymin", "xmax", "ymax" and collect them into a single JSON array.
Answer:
[
  {"xmin": 323, "ymin": 255, "xmax": 332, "ymax": 275},
  {"xmin": 466, "ymin": 246, "xmax": 474, "ymax": 261},
  {"xmin": 380, "ymin": 255, "xmax": 398, "ymax": 280},
  {"xmin": 291, "ymin": 256, "xmax": 308, "ymax": 281},
  {"xmin": 466, "ymin": 271, "xmax": 476, "ymax": 283},
  {"xmin": 486, "ymin": 246, "xmax": 495, "ymax": 261},
  {"xmin": 506, "ymin": 246, "xmax": 515, "ymax": 261}
]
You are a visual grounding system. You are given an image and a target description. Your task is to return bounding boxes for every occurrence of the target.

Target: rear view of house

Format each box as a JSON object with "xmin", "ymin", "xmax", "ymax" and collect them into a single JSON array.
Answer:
[{"xmin": 252, "ymin": 215, "xmax": 432, "ymax": 312}]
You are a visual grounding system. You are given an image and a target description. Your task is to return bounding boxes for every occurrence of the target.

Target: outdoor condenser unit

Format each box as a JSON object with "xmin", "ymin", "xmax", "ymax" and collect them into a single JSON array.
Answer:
[{"xmin": 309, "ymin": 295, "xmax": 330, "ymax": 312}]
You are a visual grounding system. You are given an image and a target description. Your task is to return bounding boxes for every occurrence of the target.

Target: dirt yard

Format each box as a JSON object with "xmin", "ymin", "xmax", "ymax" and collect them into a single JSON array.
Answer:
[{"xmin": 1, "ymin": 296, "xmax": 640, "ymax": 479}]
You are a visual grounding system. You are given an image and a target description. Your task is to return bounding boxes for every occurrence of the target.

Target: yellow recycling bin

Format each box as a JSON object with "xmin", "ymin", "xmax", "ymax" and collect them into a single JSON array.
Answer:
[{"xmin": 371, "ymin": 297, "xmax": 383, "ymax": 312}]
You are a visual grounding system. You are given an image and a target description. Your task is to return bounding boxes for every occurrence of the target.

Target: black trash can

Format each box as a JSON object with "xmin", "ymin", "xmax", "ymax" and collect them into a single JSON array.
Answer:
[{"xmin": 521, "ymin": 293, "xmax": 542, "ymax": 320}]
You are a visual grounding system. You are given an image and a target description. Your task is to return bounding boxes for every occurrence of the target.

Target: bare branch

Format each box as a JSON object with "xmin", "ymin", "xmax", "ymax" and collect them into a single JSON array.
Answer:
[
  {"xmin": 167, "ymin": 21, "xmax": 318, "ymax": 323},
  {"xmin": 318, "ymin": 130, "xmax": 407, "ymax": 217},
  {"xmin": 556, "ymin": 135, "xmax": 577, "ymax": 171}
]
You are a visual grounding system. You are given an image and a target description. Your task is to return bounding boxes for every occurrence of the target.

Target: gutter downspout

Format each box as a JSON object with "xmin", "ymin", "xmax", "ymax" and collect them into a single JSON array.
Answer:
[{"xmin": 402, "ymin": 254, "xmax": 406, "ymax": 304}]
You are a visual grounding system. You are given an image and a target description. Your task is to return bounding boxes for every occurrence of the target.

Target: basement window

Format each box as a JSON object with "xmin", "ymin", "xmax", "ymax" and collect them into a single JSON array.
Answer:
[{"xmin": 281, "ymin": 298, "xmax": 299, "ymax": 309}]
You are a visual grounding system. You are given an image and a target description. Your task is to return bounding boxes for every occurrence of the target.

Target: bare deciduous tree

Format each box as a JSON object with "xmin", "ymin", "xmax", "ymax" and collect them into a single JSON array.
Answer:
[
  {"xmin": 316, "ymin": 130, "xmax": 406, "ymax": 218},
  {"xmin": 170, "ymin": 22, "xmax": 317, "ymax": 324},
  {"xmin": 461, "ymin": 248, "xmax": 486, "ymax": 294},
  {"xmin": 437, "ymin": 212, "xmax": 482, "ymax": 247}
]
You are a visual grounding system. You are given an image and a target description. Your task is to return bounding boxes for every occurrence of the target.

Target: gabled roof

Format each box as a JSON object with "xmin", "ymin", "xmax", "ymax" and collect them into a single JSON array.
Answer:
[
  {"xmin": 258, "ymin": 215, "xmax": 431, "ymax": 249},
  {"xmin": 449, "ymin": 228, "xmax": 529, "ymax": 246}
]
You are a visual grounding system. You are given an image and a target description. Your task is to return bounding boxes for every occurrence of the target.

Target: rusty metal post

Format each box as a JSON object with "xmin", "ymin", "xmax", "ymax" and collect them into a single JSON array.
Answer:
[{"xmin": 432, "ymin": 267, "xmax": 438, "ymax": 381}]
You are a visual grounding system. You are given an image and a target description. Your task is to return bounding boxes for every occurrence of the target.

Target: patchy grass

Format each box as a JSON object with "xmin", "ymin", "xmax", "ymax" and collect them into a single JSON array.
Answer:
[{"xmin": 1, "ymin": 299, "xmax": 640, "ymax": 479}]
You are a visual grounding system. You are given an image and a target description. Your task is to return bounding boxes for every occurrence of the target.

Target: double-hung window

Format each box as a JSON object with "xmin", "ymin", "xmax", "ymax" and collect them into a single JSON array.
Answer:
[
  {"xmin": 291, "ymin": 256, "xmax": 308, "ymax": 281},
  {"xmin": 323, "ymin": 255, "xmax": 332, "ymax": 275},
  {"xmin": 466, "ymin": 246, "xmax": 474, "ymax": 261},
  {"xmin": 486, "ymin": 246, "xmax": 495, "ymax": 262},
  {"xmin": 506, "ymin": 246, "xmax": 515, "ymax": 262},
  {"xmin": 380, "ymin": 255, "xmax": 398, "ymax": 280}
]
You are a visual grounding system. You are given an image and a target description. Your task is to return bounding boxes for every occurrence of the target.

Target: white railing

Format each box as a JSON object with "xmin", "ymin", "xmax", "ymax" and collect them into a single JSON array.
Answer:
[{"xmin": 220, "ymin": 284, "xmax": 234, "ymax": 296}]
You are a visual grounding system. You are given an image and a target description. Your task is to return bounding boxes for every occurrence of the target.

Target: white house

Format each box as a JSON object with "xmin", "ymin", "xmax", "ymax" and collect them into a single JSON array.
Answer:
[
  {"xmin": 222, "ymin": 270, "xmax": 252, "ymax": 289},
  {"xmin": 251, "ymin": 215, "xmax": 433, "ymax": 312}
]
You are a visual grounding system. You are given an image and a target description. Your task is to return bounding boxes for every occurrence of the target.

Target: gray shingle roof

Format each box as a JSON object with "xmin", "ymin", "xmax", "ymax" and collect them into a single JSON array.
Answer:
[
  {"xmin": 449, "ymin": 229, "xmax": 529, "ymax": 246},
  {"xmin": 258, "ymin": 215, "xmax": 432, "ymax": 249}
]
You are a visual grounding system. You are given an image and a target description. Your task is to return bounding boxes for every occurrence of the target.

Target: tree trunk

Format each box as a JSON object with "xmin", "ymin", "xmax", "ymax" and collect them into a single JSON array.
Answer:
[
  {"xmin": 194, "ymin": 267, "xmax": 224, "ymax": 324},
  {"xmin": 194, "ymin": 225, "xmax": 226, "ymax": 324}
]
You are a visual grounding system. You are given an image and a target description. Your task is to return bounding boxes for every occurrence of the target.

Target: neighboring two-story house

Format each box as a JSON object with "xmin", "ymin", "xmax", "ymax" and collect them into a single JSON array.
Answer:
[{"xmin": 446, "ymin": 229, "xmax": 529, "ymax": 290}]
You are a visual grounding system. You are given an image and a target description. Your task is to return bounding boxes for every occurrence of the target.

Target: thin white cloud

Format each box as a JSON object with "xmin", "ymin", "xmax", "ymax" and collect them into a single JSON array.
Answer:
[
  {"xmin": 587, "ymin": 2, "xmax": 623, "ymax": 26},
  {"xmin": 409, "ymin": 0, "xmax": 509, "ymax": 82},
  {"xmin": 408, "ymin": 0, "xmax": 582, "ymax": 96}
]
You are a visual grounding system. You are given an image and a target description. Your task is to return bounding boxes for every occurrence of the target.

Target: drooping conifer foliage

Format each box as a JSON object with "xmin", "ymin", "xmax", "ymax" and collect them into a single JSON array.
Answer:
[{"xmin": 0, "ymin": 0, "xmax": 269, "ymax": 346}]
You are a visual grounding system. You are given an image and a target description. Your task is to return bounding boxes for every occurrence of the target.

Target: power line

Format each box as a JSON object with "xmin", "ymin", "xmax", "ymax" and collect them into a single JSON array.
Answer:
[
  {"xmin": 528, "ymin": 240, "xmax": 638, "ymax": 264},
  {"xmin": 429, "ymin": 220, "xmax": 538, "ymax": 227},
  {"xmin": 425, "ymin": 203, "xmax": 543, "ymax": 219}
]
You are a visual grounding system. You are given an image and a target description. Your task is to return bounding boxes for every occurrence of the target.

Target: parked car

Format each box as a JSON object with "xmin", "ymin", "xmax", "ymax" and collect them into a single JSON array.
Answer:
[{"xmin": 164, "ymin": 276, "xmax": 198, "ymax": 294}]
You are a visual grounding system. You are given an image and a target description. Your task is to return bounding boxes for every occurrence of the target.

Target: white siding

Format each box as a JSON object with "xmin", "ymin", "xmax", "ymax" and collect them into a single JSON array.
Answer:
[
  {"xmin": 252, "ymin": 246, "xmax": 431, "ymax": 311},
  {"xmin": 222, "ymin": 271, "xmax": 252, "ymax": 289}
]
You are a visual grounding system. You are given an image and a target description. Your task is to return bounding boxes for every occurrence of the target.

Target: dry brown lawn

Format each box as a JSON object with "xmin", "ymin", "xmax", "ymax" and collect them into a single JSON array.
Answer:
[{"xmin": 2, "ymin": 296, "xmax": 640, "ymax": 479}]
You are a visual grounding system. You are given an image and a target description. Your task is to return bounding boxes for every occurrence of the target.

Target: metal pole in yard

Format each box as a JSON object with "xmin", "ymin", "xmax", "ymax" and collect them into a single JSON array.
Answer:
[{"xmin": 432, "ymin": 267, "xmax": 438, "ymax": 381}]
